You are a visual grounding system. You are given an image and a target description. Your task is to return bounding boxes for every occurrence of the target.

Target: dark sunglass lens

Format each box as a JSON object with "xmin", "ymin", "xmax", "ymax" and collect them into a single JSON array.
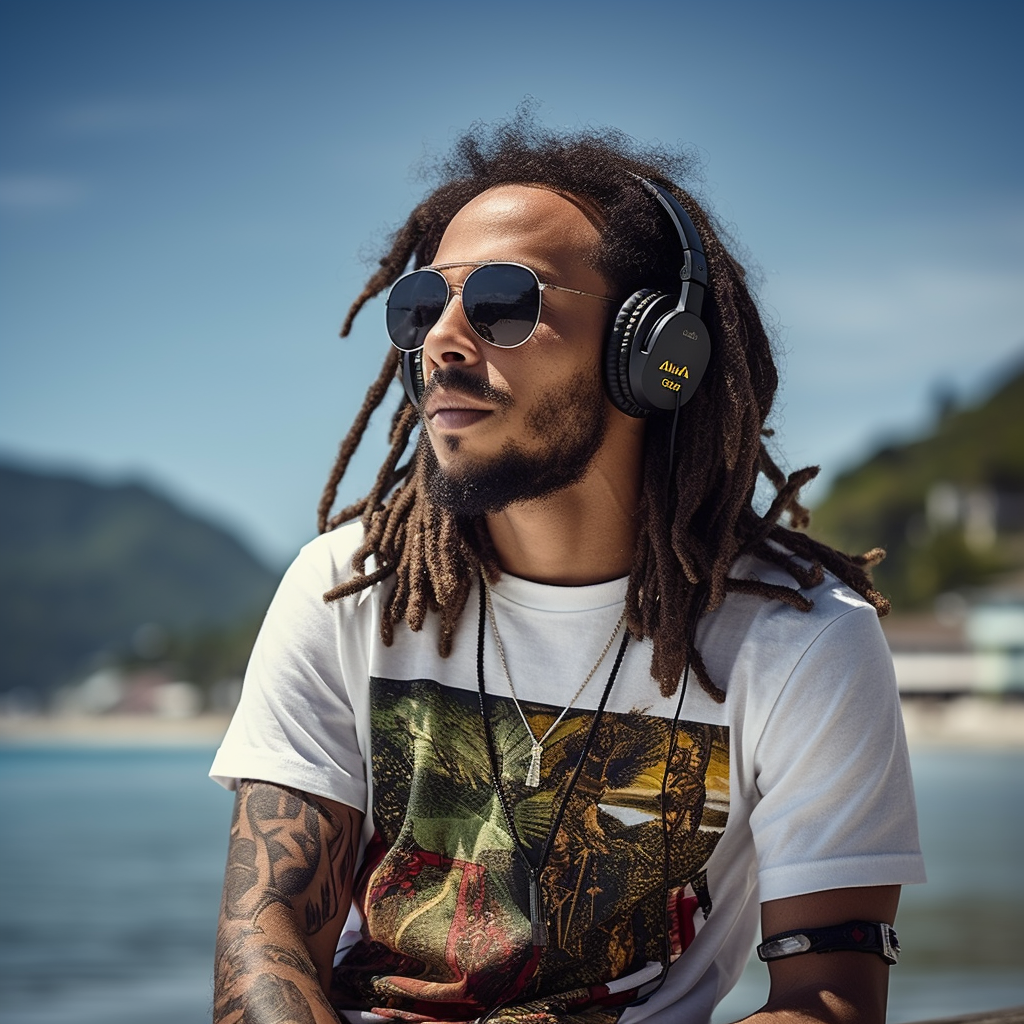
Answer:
[
  {"xmin": 463, "ymin": 264, "xmax": 540, "ymax": 347},
  {"xmin": 386, "ymin": 271, "xmax": 448, "ymax": 350}
]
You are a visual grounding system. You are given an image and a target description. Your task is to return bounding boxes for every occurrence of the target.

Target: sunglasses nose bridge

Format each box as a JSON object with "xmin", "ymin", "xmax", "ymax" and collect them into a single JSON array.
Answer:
[{"xmin": 421, "ymin": 279, "xmax": 487, "ymax": 370}]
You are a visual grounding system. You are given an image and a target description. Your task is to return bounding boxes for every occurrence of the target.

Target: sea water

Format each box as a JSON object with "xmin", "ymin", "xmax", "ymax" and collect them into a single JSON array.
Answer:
[{"xmin": 0, "ymin": 745, "xmax": 1021, "ymax": 1024}]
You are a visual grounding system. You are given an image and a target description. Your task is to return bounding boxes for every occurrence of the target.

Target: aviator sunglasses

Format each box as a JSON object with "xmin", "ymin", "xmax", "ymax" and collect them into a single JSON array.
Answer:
[{"xmin": 385, "ymin": 261, "xmax": 614, "ymax": 351}]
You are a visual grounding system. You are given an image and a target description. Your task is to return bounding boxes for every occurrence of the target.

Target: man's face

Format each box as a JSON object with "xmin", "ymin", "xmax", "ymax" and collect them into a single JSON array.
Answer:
[{"xmin": 417, "ymin": 185, "xmax": 618, "ymax": 518}]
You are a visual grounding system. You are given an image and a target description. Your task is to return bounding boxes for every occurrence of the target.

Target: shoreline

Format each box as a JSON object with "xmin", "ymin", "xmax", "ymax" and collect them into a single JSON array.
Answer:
[
  {"xmin": 898, "ymin": 695, "xmax": 1024, "ymax": 749},
  {"xmin": 1, "ymin": 696, "xmax": 1023, "ymax": 749},
  {"xmin": 0, "ymin": 712, "xmax": 233, "ymax": 747}
]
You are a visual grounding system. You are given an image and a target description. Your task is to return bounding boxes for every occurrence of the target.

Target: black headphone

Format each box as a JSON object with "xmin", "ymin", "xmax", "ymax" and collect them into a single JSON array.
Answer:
[
  {"xmin": 605, "ymin": 177, "xmax": 711, "ymax": 418},
  {"xmin": 400, "ymin": 176, "xmax": 711, "ymax": 414}
]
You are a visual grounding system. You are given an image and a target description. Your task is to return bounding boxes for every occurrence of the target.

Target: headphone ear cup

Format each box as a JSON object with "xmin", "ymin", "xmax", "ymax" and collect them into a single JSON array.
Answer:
[
  {"xmin": 605, "ymin": 289, "xmax": 661, "ymax": 418},
  {"xmin": 401, "ymin": 349, "xmax": 425, "ymax": 406}
]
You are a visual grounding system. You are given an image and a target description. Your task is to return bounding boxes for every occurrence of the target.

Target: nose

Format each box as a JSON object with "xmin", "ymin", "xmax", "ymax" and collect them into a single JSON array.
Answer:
[{"xmin": 421, "ymin": 286, "xmax": 485, "ymax": 377}]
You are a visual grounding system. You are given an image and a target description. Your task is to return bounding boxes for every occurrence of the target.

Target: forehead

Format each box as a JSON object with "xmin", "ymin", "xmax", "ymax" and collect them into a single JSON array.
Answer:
[{"xmin": 432, "ymin": 185, "xmax": 603, "ymax": 282}]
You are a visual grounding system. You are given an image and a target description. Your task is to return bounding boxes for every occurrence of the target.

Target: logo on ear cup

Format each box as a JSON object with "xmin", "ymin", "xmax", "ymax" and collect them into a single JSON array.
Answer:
[
  {"xmin": 605, "ymin": 291, "xmax": 710, "ymax": 415},
  {"xmin": 633, "ymin": 311, "xmax": 710, "ymax": 412},
  {"xmin": 659, "ymin": 360, "xmax": 688, "ymax": 378}
]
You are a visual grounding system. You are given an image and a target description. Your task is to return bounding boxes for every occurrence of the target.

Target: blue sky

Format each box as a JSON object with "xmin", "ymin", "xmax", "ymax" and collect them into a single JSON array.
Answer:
[{"xmin": 1, "ymin": 0, "xmax": 1021, "ymax": 566}]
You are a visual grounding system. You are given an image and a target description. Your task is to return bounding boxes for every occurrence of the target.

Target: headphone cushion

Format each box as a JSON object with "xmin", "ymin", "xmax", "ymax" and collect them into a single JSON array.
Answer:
[
  {"xmin": 401, "ymin": 349, "xmax": 425, "ymax": 406},
  {"xmin": 605, "ymin": 289, "xmax": 663, "ymax": 418}
]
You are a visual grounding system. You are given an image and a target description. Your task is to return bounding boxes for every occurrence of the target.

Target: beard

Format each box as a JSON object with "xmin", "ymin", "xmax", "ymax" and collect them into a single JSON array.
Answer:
[{"xmin": 421, "ymin": 366, "xmax": 609, "ymax": 521}]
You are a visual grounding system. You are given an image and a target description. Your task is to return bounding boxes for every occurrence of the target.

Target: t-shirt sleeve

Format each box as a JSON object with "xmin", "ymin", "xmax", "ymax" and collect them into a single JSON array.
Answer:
[
  {"xmin": 209, "ymin": 535, "xmax": 369, "ymax": 813},
  {"xmin": 748, "ymin": 603, "xmax": 926, "ymax": 902}
]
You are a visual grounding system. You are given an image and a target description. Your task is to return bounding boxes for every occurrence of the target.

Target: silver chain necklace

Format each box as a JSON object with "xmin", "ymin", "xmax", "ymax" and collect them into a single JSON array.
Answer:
[
  {"xmin": 476, "ymin": 581, "xmax": 631, "ymax": 947},
  {"xmin": 483, "ymin": 578, "xmax": 626, "ymax": 788}
]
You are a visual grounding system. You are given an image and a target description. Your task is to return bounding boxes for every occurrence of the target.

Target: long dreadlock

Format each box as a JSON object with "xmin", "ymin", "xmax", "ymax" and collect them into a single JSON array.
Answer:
[{"xmin": 318, "ymin": 113, "xmax": 889, "ymax": 702}]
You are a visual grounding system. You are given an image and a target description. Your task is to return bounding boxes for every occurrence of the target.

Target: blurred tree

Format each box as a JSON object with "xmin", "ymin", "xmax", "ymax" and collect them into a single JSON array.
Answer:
[{"xmin": 809, "ymin": 356, "xmax": 1024, "ymax": 610}]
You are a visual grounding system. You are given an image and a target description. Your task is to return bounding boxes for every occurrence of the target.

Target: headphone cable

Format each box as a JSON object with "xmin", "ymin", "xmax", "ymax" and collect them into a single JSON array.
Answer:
[{"xmin": 666, "ymin": 387, "xmax": 683, "ymax": 515}]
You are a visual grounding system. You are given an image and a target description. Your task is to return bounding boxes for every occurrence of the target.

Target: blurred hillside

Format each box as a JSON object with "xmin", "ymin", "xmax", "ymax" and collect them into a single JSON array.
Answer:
[
  {"xmin": 810, "ymin": 357, "xmax": 1024, "ymax": 610},
  {"xmin": 3, "ymin": 355, "xmax": 1021, "ymax": 708},
  {"xmin": 0, "ymin": 462, "xmax": 281, "ymax": 702}
]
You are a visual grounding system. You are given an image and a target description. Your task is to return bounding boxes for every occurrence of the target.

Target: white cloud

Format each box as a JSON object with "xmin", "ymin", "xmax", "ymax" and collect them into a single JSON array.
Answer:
[
  {"xmin": 51, "ymin": 97, "xmax": 198, "ymax": 136},
  {"xmin": 765, "ymin": 208, "xmax": 1024, "ymax": 393},
  {"xmin": 0, "ymin": 175, "xmax": 87, "ymax": 211},
  {"xmin": 772, "ymin": 266, "xmax": 1020, "ymax": 341}
]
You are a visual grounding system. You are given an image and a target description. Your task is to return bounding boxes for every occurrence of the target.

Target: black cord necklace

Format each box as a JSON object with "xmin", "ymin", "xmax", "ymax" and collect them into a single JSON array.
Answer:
[
  {"xmin": 476, "ymin": 581, "xmax": 630, "ymax": 948},
  {"xmin": 627, "ymin": 585, "xmax": 706, "ymax": 1006}
]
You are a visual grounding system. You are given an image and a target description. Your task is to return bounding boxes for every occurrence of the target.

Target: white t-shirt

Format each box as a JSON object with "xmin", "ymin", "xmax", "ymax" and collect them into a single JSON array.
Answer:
[{"xmin": 211, "ymin": 522, "xmax": 925, "ymax": 1024}]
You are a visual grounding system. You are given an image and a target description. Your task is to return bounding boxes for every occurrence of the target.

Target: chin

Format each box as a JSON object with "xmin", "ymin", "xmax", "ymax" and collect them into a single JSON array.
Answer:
[{"xmin": 421, "ymin": 435, "xmax": 604, "ymax": 522}]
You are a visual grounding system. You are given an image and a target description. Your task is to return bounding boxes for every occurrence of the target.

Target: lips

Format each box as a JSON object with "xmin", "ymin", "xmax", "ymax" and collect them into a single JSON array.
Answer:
[
  {"xmin": 431, "ymin": 409, "xmax": 491, "ymax": 430},
  {"xmin": 424, "ymin": 394, "xmax": 493, "ymax": 431}
]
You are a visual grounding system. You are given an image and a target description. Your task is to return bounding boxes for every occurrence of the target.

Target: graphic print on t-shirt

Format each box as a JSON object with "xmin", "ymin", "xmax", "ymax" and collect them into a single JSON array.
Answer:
[{"xmin": 331, "ymin": 676, "xmax": 729, "ymax": 1024}]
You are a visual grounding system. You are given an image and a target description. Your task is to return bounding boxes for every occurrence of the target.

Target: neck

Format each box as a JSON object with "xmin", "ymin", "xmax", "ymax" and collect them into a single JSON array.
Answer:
[{"xmin": 484, "ymin": 425, "xmax": 644, "ymax": 586}]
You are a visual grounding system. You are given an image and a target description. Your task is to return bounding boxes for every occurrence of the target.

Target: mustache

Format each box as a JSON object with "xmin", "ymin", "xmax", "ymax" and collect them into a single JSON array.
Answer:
[{"xmin": 419, "ymin": 366, "xmax": 515, "ymax": 410}]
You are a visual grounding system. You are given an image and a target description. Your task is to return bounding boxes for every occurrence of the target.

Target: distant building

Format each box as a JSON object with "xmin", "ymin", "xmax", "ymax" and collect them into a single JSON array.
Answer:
[
  {"xmin": 887, "ymin": 591, "xmax": 1024, "ymax": 696},
  {"xmin": 925, "ymin": 481, "xmax": 1024, "ymax": 552}
]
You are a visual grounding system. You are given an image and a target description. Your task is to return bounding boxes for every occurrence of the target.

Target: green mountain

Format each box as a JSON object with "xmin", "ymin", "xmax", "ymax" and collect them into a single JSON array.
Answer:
[
  {"xmin": 808, "ymin": 357, "xmax": 1024, "ymax": 610},
  {"xmin": 0, "ymin": 461, "xmax": 281, "ymax": 698}
]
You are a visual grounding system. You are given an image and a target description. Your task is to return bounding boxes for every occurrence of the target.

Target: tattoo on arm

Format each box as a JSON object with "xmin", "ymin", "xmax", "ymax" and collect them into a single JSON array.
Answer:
[
  {"xmin": 241, "ymin": 975, "xmax": 319, "ymax": 1024},
  {"xmin": 214, "ymin": 780, "xmax": 361, "ymax": 1023},
  {"xmin": 222, "ymin": 782, "xmax": 358, "ymax": 935}
]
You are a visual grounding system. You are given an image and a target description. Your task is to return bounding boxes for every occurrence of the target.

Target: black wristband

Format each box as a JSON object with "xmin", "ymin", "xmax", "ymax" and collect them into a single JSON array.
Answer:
[{"xmin": 757, "ymin": 920, "xmax": 900, "ymax": 966}]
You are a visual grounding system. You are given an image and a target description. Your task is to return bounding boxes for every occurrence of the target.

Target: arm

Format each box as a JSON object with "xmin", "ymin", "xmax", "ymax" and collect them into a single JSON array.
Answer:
[
  {"xmin": 214, "ymin": 779, "xmax": 363, "ymax": 1024},
  {"xmin": 734, "ymin": 884, "xmax": 901, "ymax": 1024}
]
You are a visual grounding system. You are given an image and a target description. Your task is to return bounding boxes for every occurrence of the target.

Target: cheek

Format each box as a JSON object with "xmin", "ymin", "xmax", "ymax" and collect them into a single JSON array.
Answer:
[
  {"xmin": 523, "ymin": 367, "xmax": 608, "ymax": 438},
  {"xmin": 516, "ymin": 324, "xmax": 606, "ymax": 392}
]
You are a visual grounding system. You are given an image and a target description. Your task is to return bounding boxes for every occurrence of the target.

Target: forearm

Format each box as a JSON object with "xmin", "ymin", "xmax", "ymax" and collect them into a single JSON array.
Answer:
[{"xmin": 215, "ymin": 903, "xmax": 341, "ymax": 1023}]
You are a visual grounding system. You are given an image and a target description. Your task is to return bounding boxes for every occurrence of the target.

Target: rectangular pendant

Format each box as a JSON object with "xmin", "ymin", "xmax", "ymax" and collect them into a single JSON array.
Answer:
[
  {"xmin": 529, "ymin": 875, "xmax": 548, "ymax": 947},
  {"xmin": 525, "ymin": 743, "xmax": 542, "ymax": 788}
]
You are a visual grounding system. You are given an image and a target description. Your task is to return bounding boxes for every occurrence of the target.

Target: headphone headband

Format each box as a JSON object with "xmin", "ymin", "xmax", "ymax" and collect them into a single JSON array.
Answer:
[
  {"xmin": 631, "ymin": 177, "xmax": 706, "ymax": 281},
  {"xmin": 630, "ymin": 176, "xmax": 707, "ymax": 318}
]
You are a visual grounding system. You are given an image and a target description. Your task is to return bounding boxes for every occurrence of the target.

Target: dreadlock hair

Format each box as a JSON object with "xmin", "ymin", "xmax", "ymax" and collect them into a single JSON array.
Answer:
[{"xmin": 318, "ymin": 111, "xmax": 889, "ymax": 702}]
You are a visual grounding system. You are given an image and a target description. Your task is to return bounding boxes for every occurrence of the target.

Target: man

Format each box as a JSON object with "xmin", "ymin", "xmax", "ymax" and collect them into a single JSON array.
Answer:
[{"xmin": 210, "ymin": 120, "xmax": 924, "ymax": 1024}]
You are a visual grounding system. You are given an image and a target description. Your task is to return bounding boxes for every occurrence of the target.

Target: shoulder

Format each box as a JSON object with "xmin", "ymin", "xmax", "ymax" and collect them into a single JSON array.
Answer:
[
  {"xmin": 287, "ymin": 520, "xmax": 372, "ymax": 589},
  {"xmin": 701, "ymin": 549, "xmax": 890, "ymax": 700},
  {"xmin": 260, "ymin": 521, "xmax": 385, "ymax": 629},
  {"xmin": 724, "ymin": 549, "xmax": 881, "ymax": 639}
]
